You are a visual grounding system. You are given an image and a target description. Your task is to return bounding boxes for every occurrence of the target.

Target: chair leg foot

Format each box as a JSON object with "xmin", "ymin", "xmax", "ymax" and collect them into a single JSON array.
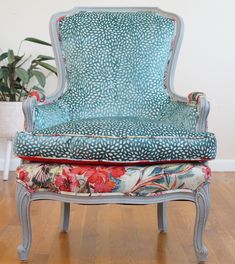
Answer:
[
  {"xmin": 16, "ymin": 184, "xmax": 32, "ymax": 261},
  {"xmin": 194, "ymin": 184, "xmax": 210, "ymax": 262},
  {"xmin": 17, "ymin": 245, "xmax": 30, "ymax": 261},
  {"xmin": 157, "ymin": 202, "xmax": 168, "ymax": 233},
  {"xmin": 59, "ymin": 202, "xmax": 70, "ymax": 232}
]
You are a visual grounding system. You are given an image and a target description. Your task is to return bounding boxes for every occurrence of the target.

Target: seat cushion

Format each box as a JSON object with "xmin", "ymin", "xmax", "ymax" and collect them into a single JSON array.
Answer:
[
  {"xmin": 14, "ymin": 117, "xmax": 216, "ymax": 164},
  {"xmin": 16, "ymin": 162, "xmax": 211, "ymax": 196}
]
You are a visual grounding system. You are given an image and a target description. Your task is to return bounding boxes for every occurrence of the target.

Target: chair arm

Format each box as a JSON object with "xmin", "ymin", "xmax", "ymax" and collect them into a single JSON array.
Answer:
[
  {"xmin": 159, "ymin": 92, "xmax": 210, "ymax": 132},
  {"xmin": 22, "ymin": 93, "xmax": 70, "ymax": 131}
]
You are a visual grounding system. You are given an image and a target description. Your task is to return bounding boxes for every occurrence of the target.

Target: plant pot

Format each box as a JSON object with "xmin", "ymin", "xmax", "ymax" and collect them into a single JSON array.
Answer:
[{"xmin": 0, "ymin": 102, "xmax": 24, "ymax": 138}]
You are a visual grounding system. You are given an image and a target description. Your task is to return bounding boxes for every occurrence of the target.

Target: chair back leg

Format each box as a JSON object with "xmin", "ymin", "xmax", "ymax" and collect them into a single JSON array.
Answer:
[
  {"xmin": 59, "ymin": 202, "xmax": 70, "ymax": 232},
  {"xmin": 157, "ymin": 202, "xmax": 168, "ymax": 233}
]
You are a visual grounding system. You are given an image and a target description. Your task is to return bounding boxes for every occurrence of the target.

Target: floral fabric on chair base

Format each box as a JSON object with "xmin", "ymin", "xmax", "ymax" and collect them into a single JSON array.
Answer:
[{"xmin": 16, "ymin": 162, "xmax": 211, "ymax": 197}]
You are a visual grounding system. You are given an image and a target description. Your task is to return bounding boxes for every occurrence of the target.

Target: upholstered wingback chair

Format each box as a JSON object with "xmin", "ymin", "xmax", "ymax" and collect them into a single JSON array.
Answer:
[{"xmin": 14, "ymin": 7, "xmax": 216, "ymax": 262}]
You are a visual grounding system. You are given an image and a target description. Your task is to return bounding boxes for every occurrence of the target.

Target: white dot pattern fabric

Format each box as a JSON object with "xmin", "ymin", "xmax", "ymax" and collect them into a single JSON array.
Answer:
[{"xmin": 14, "ymin": 11, "xmax": 217, "ymax": 164}]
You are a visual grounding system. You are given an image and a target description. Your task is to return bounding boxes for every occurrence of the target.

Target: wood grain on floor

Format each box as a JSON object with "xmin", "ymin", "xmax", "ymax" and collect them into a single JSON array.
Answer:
[{"xmin": 0, "ymin": 172, "xmax": 235, "ymax": 264}]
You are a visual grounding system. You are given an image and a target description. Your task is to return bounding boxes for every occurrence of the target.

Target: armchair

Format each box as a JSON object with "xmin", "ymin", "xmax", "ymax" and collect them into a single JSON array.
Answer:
[{"xmin": 14, "ymin": 7, "xmax": 216, "ymax": 262}]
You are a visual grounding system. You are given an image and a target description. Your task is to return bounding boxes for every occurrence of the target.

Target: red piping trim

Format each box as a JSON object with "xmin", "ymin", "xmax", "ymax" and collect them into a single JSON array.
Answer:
[
  {"xmin": 56, "ymin": 16, "xmax": 66, "ymax": 24},
  {"xmin": 18, "ymin": 156, "xmax": 210, "ymax": 166}
]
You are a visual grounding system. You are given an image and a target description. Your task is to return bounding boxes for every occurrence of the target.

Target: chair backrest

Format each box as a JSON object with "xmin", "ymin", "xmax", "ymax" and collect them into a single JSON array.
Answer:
[{"xmin": 50, "ymin": 8, "xmax": 182, "ymax": 120}]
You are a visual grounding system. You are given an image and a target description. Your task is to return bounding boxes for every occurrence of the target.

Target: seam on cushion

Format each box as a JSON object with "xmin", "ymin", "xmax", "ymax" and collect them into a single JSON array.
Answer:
[{"xmin": 25, "ymin": 132, "xmax": 211, "ymax": 140}]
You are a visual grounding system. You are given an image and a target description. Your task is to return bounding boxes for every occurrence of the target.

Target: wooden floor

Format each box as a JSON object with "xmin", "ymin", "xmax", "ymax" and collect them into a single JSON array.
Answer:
[{"xmin": 0, "ymin": 172, "xmax": 235, "ymax": 264}]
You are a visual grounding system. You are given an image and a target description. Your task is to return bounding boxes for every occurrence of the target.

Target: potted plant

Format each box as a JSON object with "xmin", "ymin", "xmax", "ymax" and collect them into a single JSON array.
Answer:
[{"xmin": 0, "ymin": 37, "xmax": 57, "ymax": 138}]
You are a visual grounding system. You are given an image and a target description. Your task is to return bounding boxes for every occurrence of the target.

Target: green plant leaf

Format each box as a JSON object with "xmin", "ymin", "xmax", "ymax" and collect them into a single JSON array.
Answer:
[
  {"xmin": 0, "ymin": 68, "xmax": 9, "ymax": 79},
  {"xmin": 14, "ymin": 54, "xmax": 24, "ymax": 64},
  {"xmin": 24, "ymin": 37, "xmax": 51, "ymax": 46},
  {"xmin": 0, "ymin": 52, "xmax": 8, "ymax": 62},
  {"xmin": 16, "ymin": 55, "xmax": 31, "ymax": 68},
  {"xmin": 15, "ymin": 89, "xmax": 22, "ymax": 95},
  {"xmin": 19, "ymin": 91, "xmax": 28, "ymax": 97},
  {"xmin": 31, "ymin": 86, "xmax": 44, "ymax": 92},
  {"xmin": 32, "ymin": 70, "xmax": 46, "ymax": 87},
  {"xmin": 32, "ymin": 55, "xmax": 55, "ymax": 64},
  {"xmin": 36, "ymin": 61, "xmax": 57, "ymax": 75},
  {"xmin": 14, "ymin": 83, "xmax": 24, "ymax": 89},
  {"xmin": 0, "ymin": 84, "xmax": 10, "ymax": 93},
  {"xmin": 15, "ymin": 68, "xmax": 29, "ymax": 84},
  {"xmin": 37, "ymin": 55, "xmax": 54, "ymax": 61},
  {"xmin": 20, "ymin": 91, "xmax": 28, "ymax": 95},
  {"xmin": 8, "ymin": 49, "xmax": 15, "ymax": 64}
]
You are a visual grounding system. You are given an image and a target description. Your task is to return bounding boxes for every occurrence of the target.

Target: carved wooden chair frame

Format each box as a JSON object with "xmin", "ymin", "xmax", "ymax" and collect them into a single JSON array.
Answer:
[{"xmin": 17, "ymin": 7, "xmax": 211, "ymax": 263}]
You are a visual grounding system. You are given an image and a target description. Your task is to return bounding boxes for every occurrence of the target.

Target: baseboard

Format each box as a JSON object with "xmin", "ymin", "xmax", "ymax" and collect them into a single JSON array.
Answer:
[
  {"xmin": 0, "ymin": 158, "xmax": 234, "ymax": 172},
  {"xmin": 208, "ymin": 159, "xmax": 235, "ymax": 172}
]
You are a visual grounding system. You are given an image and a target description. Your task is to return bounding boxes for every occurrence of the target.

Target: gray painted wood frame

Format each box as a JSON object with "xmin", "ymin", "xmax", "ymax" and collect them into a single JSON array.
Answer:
[
  {"xmin": 16, "ymin": 182, "xmax": 210, "ymax": 262},
  {"xmin": 18, "ymin": 7, "xmax": 211, "ymax": 263}
]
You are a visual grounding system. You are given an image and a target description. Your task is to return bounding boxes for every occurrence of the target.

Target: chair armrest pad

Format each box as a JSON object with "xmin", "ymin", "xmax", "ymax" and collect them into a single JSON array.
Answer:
[
  {"xmin": 159, "ymin": 92, "xmax": 210, "ymax": 132},
  {"xmin": 23, "ymin": 94, "xmax": 70, "ymax": 131}
]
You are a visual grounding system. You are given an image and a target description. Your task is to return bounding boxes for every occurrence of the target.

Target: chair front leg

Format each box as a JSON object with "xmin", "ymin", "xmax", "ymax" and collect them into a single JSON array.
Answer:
[
  {"xmin": 157, "ymin": 202, "xmax": 168, "ymax": 233},
  {"xmin": 59, "ymin": 202, "xmax": 70, "ymax": 232},
  {"xmin": 194, "ymin": 184, "xmax": 210, "ymax": 262},
  {"xmin": 16, "ymin": 184, "xmax": 32, "ymax": 261}
]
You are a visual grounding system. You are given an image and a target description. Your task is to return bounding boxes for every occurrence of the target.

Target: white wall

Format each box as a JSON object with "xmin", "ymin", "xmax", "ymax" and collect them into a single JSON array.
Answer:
[{"xmin": 0, "ymin": 0, "xmax": 235, "ymax": 170}]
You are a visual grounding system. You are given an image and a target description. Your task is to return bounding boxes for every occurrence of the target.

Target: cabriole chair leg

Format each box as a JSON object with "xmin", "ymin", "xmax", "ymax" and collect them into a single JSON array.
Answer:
[
  {"xmin": 194, "ymin": 184, "xmax": 210, "ymax": 263},
  {"xmin": 59, "ymin": 202, "xmax": 70, "ymax": 232},
  {"xmin": 157, "ymin": 202, "xmax": 168, "ymax": 233},
  {"xmin": 16, "ymin": 184, "xmax": 32, "ymax": 261}
]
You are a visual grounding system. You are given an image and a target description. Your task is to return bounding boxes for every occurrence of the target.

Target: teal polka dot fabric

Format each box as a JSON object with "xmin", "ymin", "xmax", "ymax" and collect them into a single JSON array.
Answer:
[
  {"xmin": 14, "ymin": 11, "xmax": 217, "ymax": 164},
  {"xmin": 34, "ymin": 11, "xmax": 177, "ymax": 130},
  {"xmin": 14, "ymin": 116, "xmax": 216, "ymax": 163}
]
